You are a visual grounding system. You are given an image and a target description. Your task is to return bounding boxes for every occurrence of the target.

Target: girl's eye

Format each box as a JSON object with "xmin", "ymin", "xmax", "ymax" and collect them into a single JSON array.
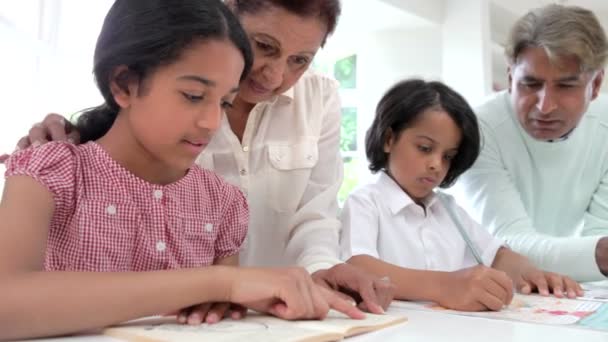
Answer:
[
  {"xmin": 417, "ymin": 145, "xmax": 431, "ymax": 153},
  {"xmin": 182, "ymin": 92, "xmax": 203, "ymax": 103},
  {"xmin": 444, "ymin": 154, "xmax": 456, "ymax": 161}
]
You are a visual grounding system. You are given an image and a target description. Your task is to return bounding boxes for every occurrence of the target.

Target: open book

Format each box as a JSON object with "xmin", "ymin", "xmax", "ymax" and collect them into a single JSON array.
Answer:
[{"xmin": 105, "ymin": 310, "xmax": 407, "ymax": 342}]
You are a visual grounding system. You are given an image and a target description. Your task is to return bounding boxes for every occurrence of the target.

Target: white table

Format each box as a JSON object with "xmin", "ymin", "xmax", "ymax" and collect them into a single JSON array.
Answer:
[
  {"xmin": 25, "ymin": 305, "xmax": 608, "ymax": 342},
  {"xmin": 350, "ymin": 307, "xmax": 608, "ymax": 341}
]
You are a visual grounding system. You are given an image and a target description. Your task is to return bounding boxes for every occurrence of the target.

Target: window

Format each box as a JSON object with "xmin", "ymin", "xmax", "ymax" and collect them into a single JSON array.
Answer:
[
  {"xmin": 314, "ymin": 53, "xmax": 366, "ymax": 205},
  {"xmin": 0, "ymin": 0, "xmax": 113, "ymax": 194}
]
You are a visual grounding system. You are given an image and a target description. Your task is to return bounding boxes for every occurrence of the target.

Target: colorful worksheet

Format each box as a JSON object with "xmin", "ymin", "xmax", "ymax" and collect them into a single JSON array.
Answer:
[
  {"xmin": 390, "ymin": 293, "xmax": 608, "ymax": 331},
  {"xmin": 580, "ymin": 282, "xmax": 608, "ymax": 302}
]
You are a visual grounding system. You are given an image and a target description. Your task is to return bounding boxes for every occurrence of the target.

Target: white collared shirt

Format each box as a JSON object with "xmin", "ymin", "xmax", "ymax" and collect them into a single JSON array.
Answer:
[
  {"xmin": 340, "ymin": 172, "xmax": 503, "ymax": 271},
  {"xmin": 196, "ymin": 70, "xmax": 343, "ymax": 272}
]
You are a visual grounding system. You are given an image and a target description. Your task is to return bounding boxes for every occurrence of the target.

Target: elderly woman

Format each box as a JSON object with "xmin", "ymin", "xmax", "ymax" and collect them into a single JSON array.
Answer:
[{"xmin": 4, "ymin": 0, "xmax": 393, "ymax": 324}]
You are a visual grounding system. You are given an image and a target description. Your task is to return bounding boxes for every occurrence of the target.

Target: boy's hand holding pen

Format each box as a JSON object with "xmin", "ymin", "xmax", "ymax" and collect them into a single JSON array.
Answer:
[{"xmin": 436, "ymin": 265, "xmax": 514, "ymax": 312}]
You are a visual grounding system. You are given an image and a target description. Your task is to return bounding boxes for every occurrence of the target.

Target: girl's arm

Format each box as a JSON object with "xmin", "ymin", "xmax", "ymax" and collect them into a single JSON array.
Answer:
[
  {"xmin": 0, "ymin": 177, "xmax": 364, "ymax": 340},
  {"xmin": 216, "ymin": 254, "xmax": 238, "ymax": 266},
  {"xmin": 0, "ymin": 176, "xmax": 236, "ymax": 339},
  {"xmin": 175, "ymin": 254, "xmax": 242, "ymax": 325}
]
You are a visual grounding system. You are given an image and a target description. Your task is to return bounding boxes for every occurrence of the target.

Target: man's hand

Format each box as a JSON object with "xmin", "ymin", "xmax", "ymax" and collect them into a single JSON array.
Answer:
[{"xmin": 312, "ymin": 263, "xmax": 395, "ymax": 314}]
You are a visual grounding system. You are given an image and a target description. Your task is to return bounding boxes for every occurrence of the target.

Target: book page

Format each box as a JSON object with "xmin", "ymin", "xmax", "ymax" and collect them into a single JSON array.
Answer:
[
  {"xmin": 291, "ymin": 310, "xmax": 407, "ymax": 337},
  {"xmin": 390, "ymin": 293, "xmax": 608, "ymax": 330},
  {"xmin": 105, "ymin": 311, "xmax": 407, "ymax": 342}
]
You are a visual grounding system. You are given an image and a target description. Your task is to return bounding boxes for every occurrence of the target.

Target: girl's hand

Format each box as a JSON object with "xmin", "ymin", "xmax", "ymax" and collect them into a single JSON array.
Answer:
[
  {"xmin": 438, "ymin": 265, "xmax": 514, "ymax": 311},
  {"xmin": 515, "ymin": 267, "xmax": 583, "ymax": 298},
  {"xmin": 227, "ymin": 267, "xmax": 365, "ymax": 320},
  {"xmin": 177, "ymin": 303, "xmax": 247, "ymax": 325}
]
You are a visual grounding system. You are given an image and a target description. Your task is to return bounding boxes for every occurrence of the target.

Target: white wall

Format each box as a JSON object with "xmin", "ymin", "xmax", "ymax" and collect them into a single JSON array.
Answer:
[
  {"xmin": 442, "ymin": 0, "xmax": 493, "ymax": 107},
  {"xmin": 355, "ymin": 27, "xmax": 443, "ymax": 135}
]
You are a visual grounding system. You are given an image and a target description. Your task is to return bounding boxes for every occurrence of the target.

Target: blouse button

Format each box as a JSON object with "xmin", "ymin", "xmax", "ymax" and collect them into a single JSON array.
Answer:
[
  {"xmin": 153, "ymin": 189, "xmax": 163, "ymax": 200},
  {"xmin": 156, "ymin": 241, "xmax": 166, "ymax": 252},
  {"xmin": 205, "ymin": 223, "xmax": 214, "ymax": 232},
  {"xmin": 243, "ymin": 146, "xmax": 250, "ymax": 152},
  {"xmin": 307, "ymin": 155, "xmax": 313, "ymax": 161},
  {"xmin": 106, "ymin": 205, "xmax": 117, "ymax": 215}
]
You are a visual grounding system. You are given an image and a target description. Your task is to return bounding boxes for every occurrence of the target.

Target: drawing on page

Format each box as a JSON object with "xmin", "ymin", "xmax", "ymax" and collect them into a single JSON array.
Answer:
[{"xmin": 392, "ymin": 294, "xmax": 603, "ymax": 326}]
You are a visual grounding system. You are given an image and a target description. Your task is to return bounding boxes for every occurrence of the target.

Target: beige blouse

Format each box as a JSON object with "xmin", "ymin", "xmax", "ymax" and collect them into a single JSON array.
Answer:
[{"xmin": 196, "ymin": 70, "xmax": 343, "ymax": 273}]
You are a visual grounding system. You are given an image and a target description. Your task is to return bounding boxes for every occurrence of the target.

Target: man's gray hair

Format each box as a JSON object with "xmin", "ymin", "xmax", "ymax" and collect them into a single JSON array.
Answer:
[{"xmin": 505, "ymin": 4, "xmax": 608, "ymax": 71}]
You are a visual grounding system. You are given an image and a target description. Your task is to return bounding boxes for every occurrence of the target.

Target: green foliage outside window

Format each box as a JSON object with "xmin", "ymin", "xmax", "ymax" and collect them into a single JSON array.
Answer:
[
  {"xmin": 334, "ymin": 55, "xmax": 357, "ymax": 89},
  {"xmin": 340, "ymin": 107, "xmax": 357, "ymax": 152}
]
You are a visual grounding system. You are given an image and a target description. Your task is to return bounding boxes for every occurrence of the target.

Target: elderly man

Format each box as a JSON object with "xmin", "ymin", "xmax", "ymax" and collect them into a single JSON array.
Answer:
[{"xmin": 457, "ymin": 4, "xmax": 608, "ymax": 282}]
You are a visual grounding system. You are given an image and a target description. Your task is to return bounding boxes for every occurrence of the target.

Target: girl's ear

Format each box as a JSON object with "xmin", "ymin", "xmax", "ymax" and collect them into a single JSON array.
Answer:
[
  {"xmin": 383, "ymin": 128, "xmax": 394, "ymax": 153},
  {"xmin": 109, "ymin": 65, "xmax": 138, "ymax": 109}
]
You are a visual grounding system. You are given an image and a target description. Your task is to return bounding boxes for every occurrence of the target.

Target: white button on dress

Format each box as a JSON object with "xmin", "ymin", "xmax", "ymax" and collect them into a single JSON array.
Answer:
[
  {"xmin": 156, "ymin": 241, "xmax": 166, "ymax": 252},
  {"xmin": 205, "ymin": 223, "xmax": 214, "ymax": 232},
  {"xmin": 153, "ymin": 189, "xmax": 163, "ymax": 200},
  {"xmin": 106, "ymin": 205, "xmax": 117, "ymax": 215}
]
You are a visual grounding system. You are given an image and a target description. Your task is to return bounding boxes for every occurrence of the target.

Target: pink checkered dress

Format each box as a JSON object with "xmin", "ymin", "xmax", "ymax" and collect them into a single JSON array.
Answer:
[{"xmin": 5, "ymin": 141, "xmax": 248, "ymax": 271}]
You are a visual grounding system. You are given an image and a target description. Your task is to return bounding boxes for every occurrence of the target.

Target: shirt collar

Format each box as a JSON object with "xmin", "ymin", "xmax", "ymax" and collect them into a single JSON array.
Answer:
[
  {"xmin": 282, "ymin": 87, "xmax": 295, "ymax": 101},
  {"xmin": 376, "ymin": 171, "xmax": 439, "ymax": 215}
]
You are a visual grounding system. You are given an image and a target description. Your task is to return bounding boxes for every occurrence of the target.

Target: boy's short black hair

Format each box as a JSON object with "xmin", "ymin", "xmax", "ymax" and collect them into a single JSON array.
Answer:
[{"xmin": 365, "ymin": 79, "xmax": 480, "ymax": 188}]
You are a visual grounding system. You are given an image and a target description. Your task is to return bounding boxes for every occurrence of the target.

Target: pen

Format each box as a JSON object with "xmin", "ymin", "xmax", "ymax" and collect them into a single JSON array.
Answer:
[{"xmin": 437, "ymin": 192, "xmax": 484, "ymax": 265}]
